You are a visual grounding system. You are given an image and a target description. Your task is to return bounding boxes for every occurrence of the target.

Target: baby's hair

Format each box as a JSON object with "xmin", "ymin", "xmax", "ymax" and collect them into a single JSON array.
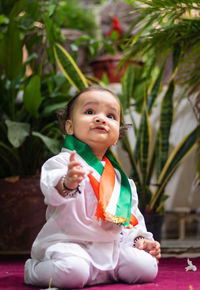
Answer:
[{"xmin": 57, "ymin": 86, "xmax": 130, "ymax": 139}]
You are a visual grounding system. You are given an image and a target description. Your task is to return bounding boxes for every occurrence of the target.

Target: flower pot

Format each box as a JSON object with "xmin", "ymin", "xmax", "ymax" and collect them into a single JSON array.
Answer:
[
  {"xmin": 144, "ymin": 213, "xmax": 164, "ymax": 242},
  {"xmin": 90, "ymin": 55, "xmax": 143, "ymax": 83},
  {"xmin": 0, "ymin": 176, "xmax": 46, "ymax": 253}
]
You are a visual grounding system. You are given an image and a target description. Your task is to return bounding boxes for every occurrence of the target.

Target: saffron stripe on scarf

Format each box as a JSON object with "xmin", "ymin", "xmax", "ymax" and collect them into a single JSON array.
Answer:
[{"xmin": 100, "ymin": 157, "xmax": 115, "ymax": 209}]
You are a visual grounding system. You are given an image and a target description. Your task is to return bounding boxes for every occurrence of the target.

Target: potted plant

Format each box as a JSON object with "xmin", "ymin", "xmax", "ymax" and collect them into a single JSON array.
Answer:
[
  {"xmin": 118, "ymin": 62, "xmax": 199, "ymax": 241},
  {"xmin": 0, "ymin": 0, "xmax": 72, "ymax": 252},
  {"xmin": 70, "ymin": 1, "xmax": 141, "ymax": 83}
]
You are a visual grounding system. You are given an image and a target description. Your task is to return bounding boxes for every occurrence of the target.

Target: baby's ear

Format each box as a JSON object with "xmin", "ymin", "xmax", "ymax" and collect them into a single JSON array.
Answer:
[{"xmin": 65, "ymin": 120, "xmax": 73, "ymax": 135}]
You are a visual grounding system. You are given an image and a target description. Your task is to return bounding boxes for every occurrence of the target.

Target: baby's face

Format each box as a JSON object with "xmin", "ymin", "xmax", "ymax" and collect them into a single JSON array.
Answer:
[{"xmin": 65, "ymin": 90, "xmax": 121, "ymax": 153}]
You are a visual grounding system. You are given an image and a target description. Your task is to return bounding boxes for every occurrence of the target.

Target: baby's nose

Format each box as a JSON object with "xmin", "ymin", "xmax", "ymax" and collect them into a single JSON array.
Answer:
[{"xmin": 95, "ymin": 115, "xmax": 106, "ymax": 123}]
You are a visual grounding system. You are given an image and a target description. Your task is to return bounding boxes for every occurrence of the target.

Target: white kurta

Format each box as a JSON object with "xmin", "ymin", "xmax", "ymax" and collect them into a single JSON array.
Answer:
[{"xmin": 30, "ymin": 149, "xmax": 153, "ymax": 270}]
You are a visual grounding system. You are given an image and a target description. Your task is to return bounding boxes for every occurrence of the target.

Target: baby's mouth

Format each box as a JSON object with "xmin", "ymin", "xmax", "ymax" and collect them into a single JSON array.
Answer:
[{"xmin": 93, "ymin": 126, "xmax": 107, "ymax": 132}]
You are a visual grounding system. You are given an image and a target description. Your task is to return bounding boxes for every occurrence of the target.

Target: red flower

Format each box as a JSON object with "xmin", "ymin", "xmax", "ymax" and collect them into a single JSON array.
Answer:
[{"xmin": 107, "ymin": 17, "xmax": 122, "ymax": 40}]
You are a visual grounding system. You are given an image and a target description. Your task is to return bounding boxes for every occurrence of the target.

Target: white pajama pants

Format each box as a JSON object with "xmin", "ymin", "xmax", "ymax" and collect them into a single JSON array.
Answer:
[{"xmin": 24, "ymin": 245, "xmax": 158, "ymax": 289}]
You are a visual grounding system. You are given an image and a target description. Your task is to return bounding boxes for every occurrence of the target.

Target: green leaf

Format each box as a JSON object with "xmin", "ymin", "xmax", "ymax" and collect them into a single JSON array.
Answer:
[
  {"xmin": 134, "ymin": 100, "xmax": 151, "ymax": 163},
  {"xmin": 110, "ymin": 30, "xmax": 119, "ymax": 40},
  {"xmin": 48, "ymin": 4, "xmax": 56, "ymax": 17},
  {"xmin": 0, "ymin": 14, "xmax": 9, "ymax": 24},
  {"xmin": 147, "ymin": 65, "xmax": 164, "ymax": 113},
  {"xmin": 122, "ymin": 66, "xmax": 135, "ymax": 110},
  {"xmin": 122, "ymin": 134, "xmax": 141, "ymax": 187},
  {"xmin": 54, "ymin": 43, "xmax": 88, "ymax": 91},
  {"xmin": 172, "ymin": 43, "xmax": 181, "ymax": 72},
  {"xmin": 157, "ymin": 80, "xmax": 174, "ymax": 177},
  {"xmin": 23, "ymin": 75, "xmax": 42, "ymax": 118},
  {"xmin": 44, "ymin": 15, "xmax": 58, "ymax": 66},
  {"xmin": 101, "ymin": 73, "xmax": 109, "ymax": 85},
  {"xmin": 5, "ymin": 120, "xmax": 30, "ymax": 148},
  {"xmin": 132, "ymin": 66, "xmax": 163, "ymax": 161},
  {"xmin": 42, "ymin": 102, "xmax": 67, "ymax": 116},
  {"xmin": 1, "ymin": 19, "xmax": 22, "ymax": 80},
  {"xmin": 32, "ymin": 132, "xmax": 60, "ymax": 154},
  {"xmin": 140, "ymin": 105, "xmax": 151, "ymax": 185}
]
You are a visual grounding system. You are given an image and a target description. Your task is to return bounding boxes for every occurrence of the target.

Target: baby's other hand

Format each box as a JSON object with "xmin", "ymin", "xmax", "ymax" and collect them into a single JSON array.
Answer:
[{"xmin": 135, "ymin": 239, "xmax": 161, "ymax": 261}]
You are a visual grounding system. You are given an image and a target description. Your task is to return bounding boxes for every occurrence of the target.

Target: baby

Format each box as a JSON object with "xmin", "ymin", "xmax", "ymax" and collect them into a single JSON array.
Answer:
[{"xmin": 24, "ymin": 86, "xmax": 160, "ymax": 288}]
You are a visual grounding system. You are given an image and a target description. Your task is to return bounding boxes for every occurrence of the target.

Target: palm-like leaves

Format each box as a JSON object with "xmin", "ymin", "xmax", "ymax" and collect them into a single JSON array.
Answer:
[
  {"xmin": 126, "ymin": 0, "xmax": 200, "ymax": 95},
  {"xmin": 121, "ymin": 63, "xmax": 199, "ymax": 213}
]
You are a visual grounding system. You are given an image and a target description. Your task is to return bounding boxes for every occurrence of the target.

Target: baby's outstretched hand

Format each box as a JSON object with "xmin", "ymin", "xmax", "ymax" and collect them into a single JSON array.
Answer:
[
  {"xmin": 64, "ymin": 151, "xmax": 87, "ymax": 190},
  {"xmin": 135, "ymin": 239, "xmax": 161, "ymax": 261}
]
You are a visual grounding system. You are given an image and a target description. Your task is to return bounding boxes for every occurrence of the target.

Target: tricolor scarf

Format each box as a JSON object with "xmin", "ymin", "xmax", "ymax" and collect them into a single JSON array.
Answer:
[{"xmin": 63, "ymin": 135, "xmax": 138, "ymax": 228}]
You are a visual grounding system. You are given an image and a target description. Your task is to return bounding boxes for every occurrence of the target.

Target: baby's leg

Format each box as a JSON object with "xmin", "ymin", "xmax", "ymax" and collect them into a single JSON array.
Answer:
[
  {"xmin": 24, "ymin": 256, "xmax": 90, "ymax": 289},
  {"xmin": 116, "ymin": 246, "xmax": 158, "ymax": 284}
]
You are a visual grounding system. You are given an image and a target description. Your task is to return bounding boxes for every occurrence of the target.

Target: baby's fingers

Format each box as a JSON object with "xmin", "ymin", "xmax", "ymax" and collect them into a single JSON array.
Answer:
[
  {"xmin": 70, "ymin": 150, "xmax": 77, "ymax": 162},
  {"xmin": 137, "ymin": 239, "xmax": 146, "ymax": 250},
  {"xmin": 149, "ymin": 247, "xmax": 161, "ymax": 259}
]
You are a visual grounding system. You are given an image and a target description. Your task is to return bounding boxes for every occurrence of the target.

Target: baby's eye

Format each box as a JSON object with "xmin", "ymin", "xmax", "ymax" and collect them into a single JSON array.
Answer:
[
  {"xmin": 85, "ymin": 109, "xmax": 94, "ymax": 115},
  {"xmin": 107, "ymin": 114, "xmax": 115, "ymax": 119}
]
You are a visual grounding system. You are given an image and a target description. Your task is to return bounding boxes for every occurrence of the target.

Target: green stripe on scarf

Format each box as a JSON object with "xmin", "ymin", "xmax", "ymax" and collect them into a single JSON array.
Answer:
[{"xmin": 63, "ymin": 135, "xmax": 132, "ymax": 226}]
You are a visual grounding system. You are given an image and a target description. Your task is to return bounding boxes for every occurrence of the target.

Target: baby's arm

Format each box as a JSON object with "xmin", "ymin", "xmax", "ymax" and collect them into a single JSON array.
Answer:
[
  {"xmin": 55, "ymin": 150, "xmax": 86, "ymax": 197},
  {"xmin": 135, "ymin": 238, "xmax": 161, "ymax": 260}
]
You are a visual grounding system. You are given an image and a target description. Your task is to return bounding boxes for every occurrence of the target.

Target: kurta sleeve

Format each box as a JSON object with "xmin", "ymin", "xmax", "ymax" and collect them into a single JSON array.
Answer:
[
  {"xmin": 120, "ymin": 179, "xmax": 153, "ymax": 246},
  {"xmin": 40, "ymin": 152, "xmax": 72, "ymax": 206}
]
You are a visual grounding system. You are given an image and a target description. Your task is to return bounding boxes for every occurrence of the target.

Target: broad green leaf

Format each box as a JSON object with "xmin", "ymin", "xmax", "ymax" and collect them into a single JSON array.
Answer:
[
  {"xmin": 122, "ymin": 134, "xmax": 141, "ymax": 187},
  {"xmin": 54, "ymin": 43, "xmax": 88, "ymax": 91},
  {"xmin": 5, "ymin": 120, "xmax": 30, "ymax": 148},
  {"xmin": 133, "ymin": 66, "xmax": 164, "ymax": 161},
  {"xmin": 140, "ymin": 105, "xmax": 151, "ymax": 185},
  {"xmin": 42, "ymin": 102, "xmax": 67, "ymax": 116},
  {"xmin": 134, "ymin": 99, "xmax": 151, "ymax": 162},
  {"xmin": 147, "ymin": 65, "xmax": 164, "ymax": 113},
  {"xmin": 0, "ymin": 15, "xmax": 9, "ymax": 24},
  {"xmin": 48, "ymin": 4, "xmax": 56, "ymax": 17},
  {"xmin": 23, "ymin": 75, "xmax": 42, "ymax": 118},
  {"xmin": 1, "ymin": 20, "xmax": 22, "ymax": 79},
  {"xmin": 101, "ymin": 73, "xmax": 109, "ymax": 85},
  {"xmin": 172, "ymin": 43, "xmax": 181, "ymax": 72},
  {"xmin": 157, "ymin": 80, "xmax": 174, "ymax": 177},
  {"xmin": 44, "ymin": 15, "xmax": 57, "ymax": 66},
  {"xmin": 134, "ymin": 112, "xmax": 144, "ymax": 162},
  {"xmin": 122, "ymin": 66, "xmax": 135, "ymax": 110},
  {"xmin": 32, "ymin": 132, "xmax": 60, "ymax": 154}
]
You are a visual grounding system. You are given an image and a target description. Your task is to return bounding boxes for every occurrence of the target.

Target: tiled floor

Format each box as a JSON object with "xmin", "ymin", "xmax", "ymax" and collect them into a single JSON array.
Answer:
[{"xmin": 161, "ymin": 238, "xmax": 200, "ymax": 257}]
